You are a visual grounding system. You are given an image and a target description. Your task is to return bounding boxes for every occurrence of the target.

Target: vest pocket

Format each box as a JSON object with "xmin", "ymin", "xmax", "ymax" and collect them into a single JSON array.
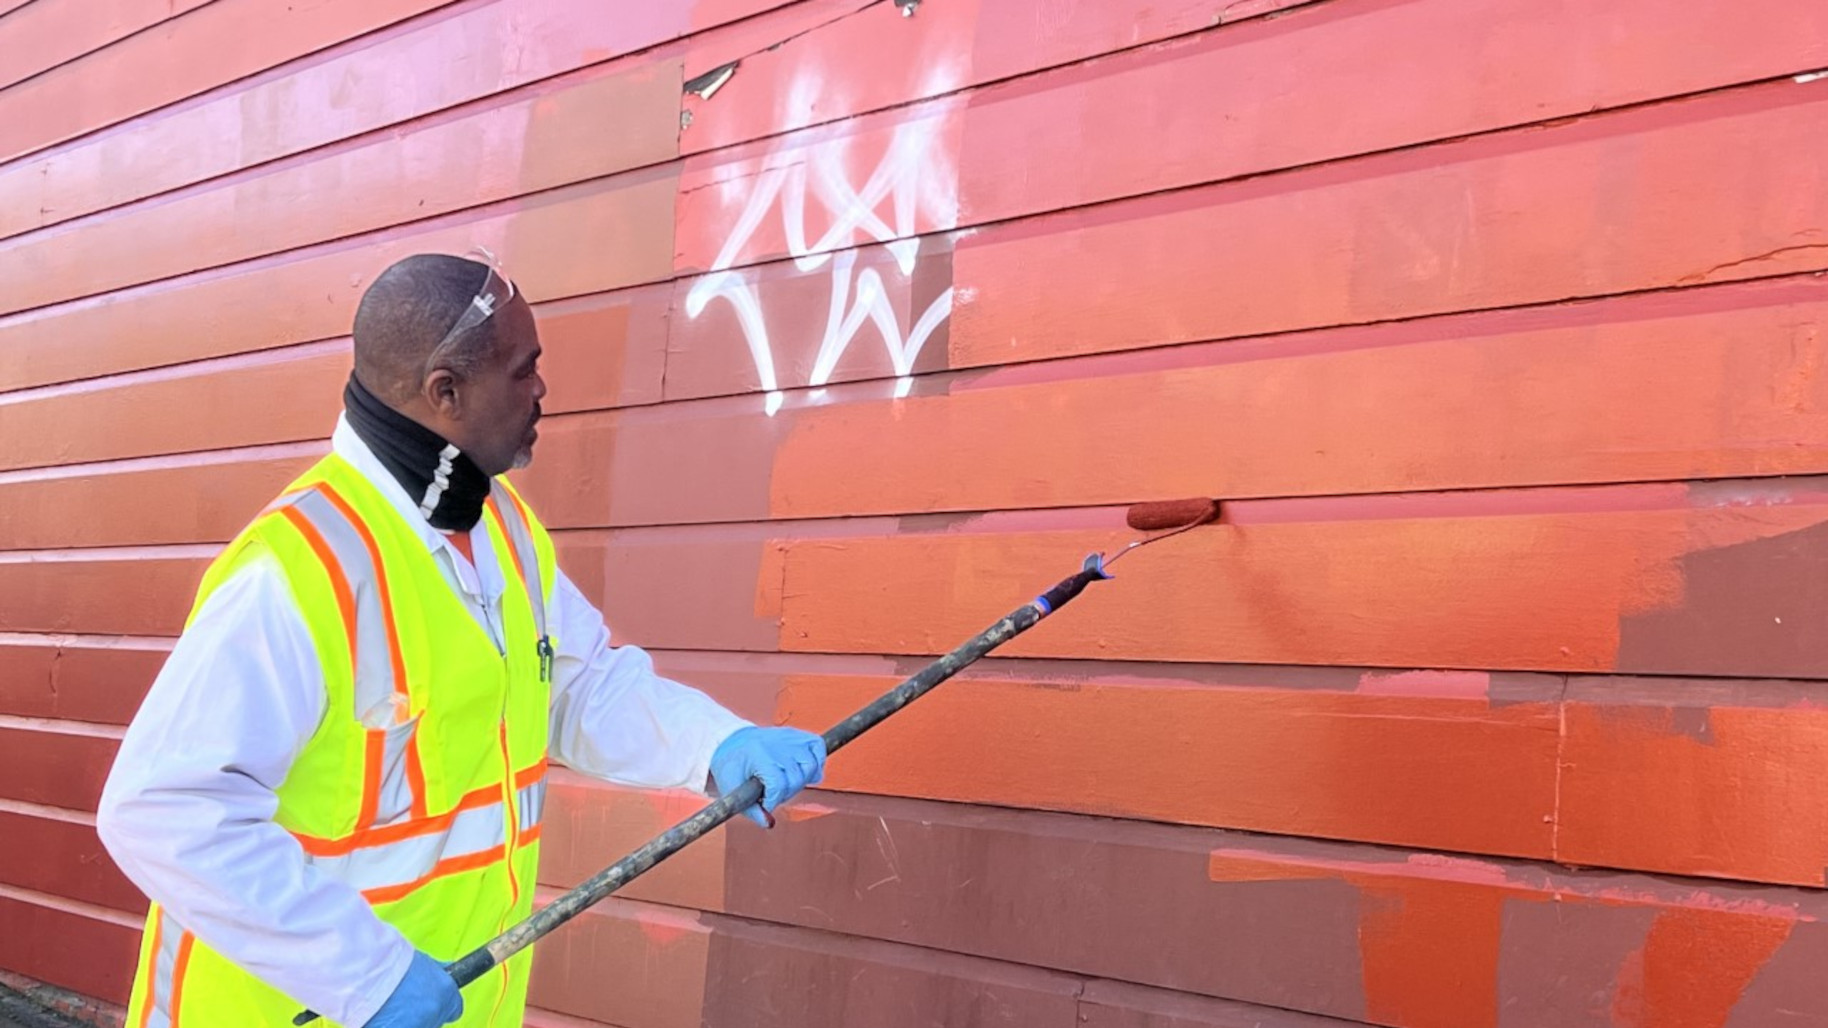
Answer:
[{"xmin": 370, "ymin": 716, "xmax": 423, "ymax": 827}]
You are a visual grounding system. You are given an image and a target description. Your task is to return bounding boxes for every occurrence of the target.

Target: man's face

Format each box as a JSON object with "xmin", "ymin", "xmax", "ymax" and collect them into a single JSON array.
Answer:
[{"xmin": 449, "ymin": 297, "xmax": 545, "ymax": 476}]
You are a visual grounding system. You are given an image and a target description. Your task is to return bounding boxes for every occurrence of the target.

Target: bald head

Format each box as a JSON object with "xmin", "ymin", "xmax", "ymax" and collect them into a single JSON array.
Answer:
[{"xmin": 352, "ymin": 253, "xmax": 500, "ymax": 404}]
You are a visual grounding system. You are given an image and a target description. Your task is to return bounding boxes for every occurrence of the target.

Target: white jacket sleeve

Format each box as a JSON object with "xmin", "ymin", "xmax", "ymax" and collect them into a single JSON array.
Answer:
[
  {"xmin": 96, "ymin": 554, "xmax": 416, "ymax": 1028},
  {"xmin": 545, "ymin": 569, "xmax": 751, "ymax": 792}
]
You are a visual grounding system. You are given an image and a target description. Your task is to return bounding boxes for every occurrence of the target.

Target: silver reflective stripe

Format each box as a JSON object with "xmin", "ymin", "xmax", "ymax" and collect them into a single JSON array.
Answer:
[
  {"xmin": 288, "ymin": 490, "xmax": 403, "ymax": 728},
  {"xmin": 373, "ymin": 720, "xmax": 418, "ymax": 825},
  {"xmin": 489, "ymin": 486, "xmax": 546, "ymax": 638},
  {"xmin": 517, "ymin": 776, "xmax": 546, "ymax": 835},
  {"xmin": 307, "ymin": 800, "xmax": 508, "ymax": 897},
  {"xmin": 143, "ymin": 908, "xmax": 184, "ymax": 1028}
]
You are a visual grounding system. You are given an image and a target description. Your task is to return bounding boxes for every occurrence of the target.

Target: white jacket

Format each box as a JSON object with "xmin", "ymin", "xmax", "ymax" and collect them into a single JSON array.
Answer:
[{"xmin": 96, "ymin": 414, "xmax": 751, "ymax": 1027}]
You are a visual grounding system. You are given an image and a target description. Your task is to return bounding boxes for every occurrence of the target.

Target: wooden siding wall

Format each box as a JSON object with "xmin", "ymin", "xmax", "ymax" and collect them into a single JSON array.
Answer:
[{"xmin": 2, "ymin": 1, "xmax": 1828, "ymax": 1025}]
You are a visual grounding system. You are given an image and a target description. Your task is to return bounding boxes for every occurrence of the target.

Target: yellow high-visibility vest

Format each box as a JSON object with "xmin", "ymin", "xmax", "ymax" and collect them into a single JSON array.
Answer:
[{"xmin": 125, "ymin": 453, "xmax": 557, "ymax": 1027}]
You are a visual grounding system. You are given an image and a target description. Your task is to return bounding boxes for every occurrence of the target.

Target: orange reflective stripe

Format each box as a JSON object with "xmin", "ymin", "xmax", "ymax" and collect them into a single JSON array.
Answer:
[
  {"xmin": 290, "ymin": 760, "xmax": 540, "ymax": 859},
  {"xmin": 519, "ymin": 823, "xmax": 543, "ymax": 845},
  {"xmin": 361, "ymin": 844, "xmax": 507, "ymax": 905},
  {"xmin": 168, "ymin": 933, "xmax": 195, "ymax": 1026},
  {"xmin": 294, "ymin": 783, "xmax": 498, "ymax": 858},
  {"xmin": 356, "ymin": 728, "xmax": 385, "ymax": 831},
  {"xmin": 485, "ymin": 498, "xmax": 525, "ymax": 583},
  {"xmin": 278, "ymin": 505, "xmax": 356, "ymax": 659}
]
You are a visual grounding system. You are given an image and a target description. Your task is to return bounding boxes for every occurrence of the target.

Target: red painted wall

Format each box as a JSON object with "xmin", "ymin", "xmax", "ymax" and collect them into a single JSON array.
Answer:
[{"xmin": 3, "ymin": 1, "xmax": 1828, "ymax": 1025}]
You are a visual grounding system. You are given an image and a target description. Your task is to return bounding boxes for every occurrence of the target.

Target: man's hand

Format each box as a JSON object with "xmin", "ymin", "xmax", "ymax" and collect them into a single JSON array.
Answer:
[
  {"xmin": 364, "ymin": 950, "xmax": 462, "ymax": 1028},
  {"xmin": 709, "ymin": 726, "xmax": 827, "ymax": 827}
]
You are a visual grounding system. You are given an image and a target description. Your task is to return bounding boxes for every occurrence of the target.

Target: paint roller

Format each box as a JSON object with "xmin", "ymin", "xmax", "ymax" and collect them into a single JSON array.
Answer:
[{"xmin": 294, "ymin": 496, "xmax": 1224, "ymax": 1024}]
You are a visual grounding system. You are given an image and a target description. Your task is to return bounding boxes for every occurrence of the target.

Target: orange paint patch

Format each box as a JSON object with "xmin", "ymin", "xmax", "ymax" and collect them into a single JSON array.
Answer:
[
  {"xmin": 787, "ymin": 673, "xmax": 1559, "ymax": 856},
  {"xmin": 774, "ymin": 496, "xmax": 1828, "ymax": 674},
  {"xmin": 1561, "ymin": 699, "xmax": 1828, "ymax": 886},
  {"xmin": 1633, "ymin": 908, "xmax": 1792, "ymax": 1027},
  {"xmin": 1358, "ymin": 880, "xmax": 1506, "ymax": 1028}
]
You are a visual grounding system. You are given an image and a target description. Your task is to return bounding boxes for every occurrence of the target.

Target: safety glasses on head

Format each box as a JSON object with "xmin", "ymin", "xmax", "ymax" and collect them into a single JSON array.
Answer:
[{"xmin": 423, "ymin": 246, "xmax": 517, "ymax": 377}]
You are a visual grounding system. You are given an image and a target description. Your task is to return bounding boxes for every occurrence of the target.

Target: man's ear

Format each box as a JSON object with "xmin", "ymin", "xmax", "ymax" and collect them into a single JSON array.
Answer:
[{"xmin": 423, "ymin": 368, "xmax": 464, "ymax": 420}]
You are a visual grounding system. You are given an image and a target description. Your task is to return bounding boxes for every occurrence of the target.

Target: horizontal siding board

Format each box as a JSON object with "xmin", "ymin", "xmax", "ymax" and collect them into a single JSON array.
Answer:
[
  {"xmin": 0, "ymin": 640, "xmax": 169, "ymax": 724},
  {"xmin": 0, "ymin": 451, "xmax": 321, "ymax": 550},
  {"xmin": 957, "ymin": 0, "xmax": 1828, "ymax": 229},
  {"xmin": 0, "ymin": 897, "xmax": 138, "ymax": 1005},
  {"xmin": 0, "ymin": 168, "xmax": 679, "ymax": 393},
  {"xmin": 0, "ymin": 61, "xmax": 683, "ymax": 314},
  {"xmin": 0, "ymin": 813, "xmax": 144, "ymax": 914},
  {"xmin": 676, "ymin": 0, "xmax": 1337, "ymax": 156},
  {"xmin": 0, "ymin": 553, "xmax": 209, "ymax": 636},
  {"xmin": 522, "ymin": 273, "xmax": 1828, "ymax": 524},
  {"xmin": 1559, "ymin": 676, "xmax": 1828, "ymax": 887},
  {"xmin": 527, "ymin": 893, "xmax": 1084, "ymax": 1028},
  {"xmin": 0, "ymin": 0, "xmax": 797, "ymax": 242},
  {"xmin": 0, "ymin": 0, "xmax": 457, "ymax": 165},
  {"xmin": 950, "ymin": 78, "xmax": 1828, "ymax": 367},
  {"xmin": 0, "ymin": 728, "xmax": 117, "ymax": 810},
  {"xmin": 16, "ymin": 479, "xmax": 1828, "ymax": 678},
  {"xmin": 775, "ymin": 670, "xmax": 1561, "ymax": 859},
  {"xmin": 0, "ymin": 0, "xmax": 215, "ymax": 91},
  {"xmin": 0, "ymin": 347, "xmax": 348, "ymax": 473},
  {"xmin": 767, "ymin": 483, "xmax": 1828, "ymax": 677},
  {"xmin": 538, "ymin": 784, "xmax": 1828, "ymax": 1025},
  {"xmin": 675, "ymin": 0, "xmax": 1828, "ymax": 278}
]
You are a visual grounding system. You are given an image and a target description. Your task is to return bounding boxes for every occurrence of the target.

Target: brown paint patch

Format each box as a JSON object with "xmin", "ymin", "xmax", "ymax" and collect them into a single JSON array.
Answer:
[
  {"xmin": 782, "ymin": 672, "xmax": 1559, "ymax": 856},
  {"xmin": 1618, "ymin": 519, "xmax": 1828, "ymax": 678},
  {"xmin": 1497, "ymin": 898, "xmax": 1659, "ymax": 1028}
]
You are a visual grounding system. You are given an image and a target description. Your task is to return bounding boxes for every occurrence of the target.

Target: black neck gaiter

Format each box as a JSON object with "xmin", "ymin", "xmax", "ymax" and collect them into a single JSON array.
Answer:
[{"xmin": 342, "ymin": 374, "xmax": 490, "ymax": 532}]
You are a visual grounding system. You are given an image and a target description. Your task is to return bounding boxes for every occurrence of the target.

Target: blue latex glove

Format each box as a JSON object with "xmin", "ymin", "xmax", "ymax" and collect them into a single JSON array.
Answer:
[
  {"xmin": 363, "ymin": 950, "xmax": 462, "ymax": 1028},
  {"xmin": 709, "ymin": 726, "xmax": 827, "ymax": 827}
]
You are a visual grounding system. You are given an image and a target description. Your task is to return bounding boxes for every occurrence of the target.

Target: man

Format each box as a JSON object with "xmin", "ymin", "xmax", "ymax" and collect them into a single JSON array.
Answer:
[{"xmin": 96, "ymin": 252, "xmax": 827, "ymax": 1027}]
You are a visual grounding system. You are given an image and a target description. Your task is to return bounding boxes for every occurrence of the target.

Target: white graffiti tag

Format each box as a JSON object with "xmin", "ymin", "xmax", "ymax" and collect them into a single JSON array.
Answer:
[{"xmin": 684, "ymin": 112, "xmax": 958, "ymax": 414}]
